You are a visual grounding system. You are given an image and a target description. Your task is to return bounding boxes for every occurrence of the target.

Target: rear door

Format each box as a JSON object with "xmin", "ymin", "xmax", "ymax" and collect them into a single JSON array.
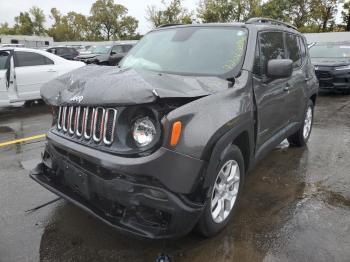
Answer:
[
  {"xmin": 284, "ymin": 33, "xmax": 307, "ymax": 124},
  {"xmin": 12, "ymin": 50, "xmax": 58, "ymax": 101},
  {"xmin": 253, "ymin": 31, "xmax": 291, "ymax": 149}
]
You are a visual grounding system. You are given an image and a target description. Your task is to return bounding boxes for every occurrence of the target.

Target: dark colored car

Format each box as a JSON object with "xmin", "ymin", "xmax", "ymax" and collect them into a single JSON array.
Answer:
[
  {"xmin": 46, "ymin": 46, "xmax": 79, "ymax": 60},
  {"xmin": 31, "ymin": 18, "xmax": 318, "ymax": 239},
  {"xmin": 74, "ymin": 42, "xmax": 136, "ymax": 66},
  {"xmin": 310, "ymin": 42, "xmax": 350, "ymax": 94}
]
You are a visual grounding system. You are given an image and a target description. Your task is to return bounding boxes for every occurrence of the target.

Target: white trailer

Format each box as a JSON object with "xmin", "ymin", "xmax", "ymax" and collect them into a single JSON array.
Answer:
[{"xmin": 0, "ymin": 35, "xmax": 53, "ymax": 49}]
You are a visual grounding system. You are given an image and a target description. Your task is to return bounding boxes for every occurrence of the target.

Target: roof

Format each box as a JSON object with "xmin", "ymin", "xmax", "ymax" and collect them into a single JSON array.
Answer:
[{"xmin": 0, "ymin": 47, "xmax": 42, "ymax": 52}]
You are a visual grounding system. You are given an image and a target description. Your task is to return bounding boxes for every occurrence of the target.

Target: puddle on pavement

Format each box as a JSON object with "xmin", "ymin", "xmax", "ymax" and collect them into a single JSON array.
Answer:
[{"xmin": 303, "ymin": 182, "xmax": 350, "ymax": 209}]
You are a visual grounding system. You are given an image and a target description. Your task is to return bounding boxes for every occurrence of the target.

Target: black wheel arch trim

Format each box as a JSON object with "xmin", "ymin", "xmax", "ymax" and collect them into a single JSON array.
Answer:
[{"xmin": 201, "ymin": 116, "xmax": 255, "ymax": 192}]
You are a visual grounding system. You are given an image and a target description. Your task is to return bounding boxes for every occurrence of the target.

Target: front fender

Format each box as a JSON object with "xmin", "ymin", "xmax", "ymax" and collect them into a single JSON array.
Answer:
[{"xmin": 164, "ymin": 70, "xmax": 254, "ymax": 160}]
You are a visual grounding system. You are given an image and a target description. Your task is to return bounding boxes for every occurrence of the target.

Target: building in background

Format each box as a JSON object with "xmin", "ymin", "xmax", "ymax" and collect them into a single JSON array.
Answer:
[{"xmin": 0, "ymin": 35, "xmax": 53, "ymax": 48}]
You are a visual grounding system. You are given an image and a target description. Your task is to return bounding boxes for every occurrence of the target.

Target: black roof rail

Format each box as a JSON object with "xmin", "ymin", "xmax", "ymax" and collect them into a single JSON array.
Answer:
[
  {"xmin": 157, "ymin": 23, "xmax": 183, "ymax": 28},
  {"xmin": 246, "ymin": 17, "xmax": 298, "ymax": 31}
]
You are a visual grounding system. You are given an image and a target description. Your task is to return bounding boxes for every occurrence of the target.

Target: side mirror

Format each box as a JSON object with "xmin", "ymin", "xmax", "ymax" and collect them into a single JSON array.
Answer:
[
  {"xmin": 110, "ymin": 51, "xmax": 116, "ymax": 56},
  {"xmin": 267, "ymin": 59, "xmax": 293, "ymax": 79}
]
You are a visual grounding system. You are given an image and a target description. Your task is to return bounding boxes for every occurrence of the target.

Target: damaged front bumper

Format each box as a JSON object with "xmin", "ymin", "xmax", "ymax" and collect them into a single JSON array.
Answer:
[{"xmin": 30, "ymin": 132, "xmax": 205, "ymax": 239}]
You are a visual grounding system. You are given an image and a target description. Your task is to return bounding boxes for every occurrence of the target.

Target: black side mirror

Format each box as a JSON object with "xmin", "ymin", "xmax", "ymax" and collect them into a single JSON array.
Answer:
[
  {"xmin": 110, "ymin": 51, "xmax": 116, "ymax": 56},
  {"xmin": 267, "ymin": 59, "xmax": 293, "ymax": 79}
]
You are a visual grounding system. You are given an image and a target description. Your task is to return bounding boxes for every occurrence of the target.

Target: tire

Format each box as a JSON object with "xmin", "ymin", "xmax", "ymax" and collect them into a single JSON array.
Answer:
[
  {"xmin": 196, "ymin": 145, "xmax": 245, "ymax": 237},
  {"xmin": 287, "ymin": 99, "xmax": 314, "ymax": 147}
]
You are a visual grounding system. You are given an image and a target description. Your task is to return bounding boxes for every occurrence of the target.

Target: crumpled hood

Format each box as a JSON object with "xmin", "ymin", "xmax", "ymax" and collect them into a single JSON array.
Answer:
[
  {"xmin": 312, "ymin": 57, "xmax": 350, "ymax": 67},
  {"xmin": 40, "ymin": 65, "xmax": 229, "ymax": 106}
]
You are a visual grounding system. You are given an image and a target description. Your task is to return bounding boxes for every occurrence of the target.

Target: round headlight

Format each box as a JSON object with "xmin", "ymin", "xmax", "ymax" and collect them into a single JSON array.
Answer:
[{"xmin": 132, "ymin": 117, "xmax": 156, "ymax": 147}]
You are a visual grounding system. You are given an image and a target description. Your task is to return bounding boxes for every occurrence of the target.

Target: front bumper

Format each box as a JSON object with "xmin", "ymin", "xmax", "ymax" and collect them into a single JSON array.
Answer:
[
  {"xmin": 30, "ymin": 133, "xmax": 205, "ymax": 239},
  {"xmin": 315, "ymin": 69, "xmax": 350, "ymax": 90}
]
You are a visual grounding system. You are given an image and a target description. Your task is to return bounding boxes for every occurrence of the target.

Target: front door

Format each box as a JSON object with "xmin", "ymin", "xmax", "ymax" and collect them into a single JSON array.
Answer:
[
  {"xmin": 0, "ymin": 51, "xmax": 10, "ymax": 104},
  {"xmin": 253, "ymin": 31, "xmax": 291, "ymax": 149},
  {"xmin": 12, "ymin": 50, "xmax": 57, "ymax": 101}
]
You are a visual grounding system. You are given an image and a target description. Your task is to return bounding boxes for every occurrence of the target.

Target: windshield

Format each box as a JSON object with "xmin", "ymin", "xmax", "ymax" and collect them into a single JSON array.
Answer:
[
  {"xmin": 120, "ymin": 27, "xmax": 247, "ymax": 76},
  {"xmin": 309, "ymin": 44, "xmax": 350, "ymax": 58},
  {"xmin": 90, "ymin": 45, "xmax": 111, "ymax": 54}
]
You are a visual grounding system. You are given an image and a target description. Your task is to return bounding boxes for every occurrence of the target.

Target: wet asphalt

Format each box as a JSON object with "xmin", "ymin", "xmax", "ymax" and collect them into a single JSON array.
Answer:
[{"xmin": 0, "ymin": 94, "xmax": 349, "ymax": 262}]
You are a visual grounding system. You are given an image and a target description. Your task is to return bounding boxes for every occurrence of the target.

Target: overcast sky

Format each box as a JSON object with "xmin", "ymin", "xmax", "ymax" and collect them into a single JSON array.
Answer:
[
  {"xmin": 0, "ymin": 0, "xmax": 344, "ymax": 34},
  {"xmin": 0, "ymin": 0, "xmax": 198, "ymax": 34}
]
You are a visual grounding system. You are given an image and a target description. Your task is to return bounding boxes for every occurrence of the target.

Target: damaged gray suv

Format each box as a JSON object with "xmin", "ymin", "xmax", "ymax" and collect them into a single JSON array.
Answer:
[{"xmin": 31, "ymin": 18, "xmax": 318, "ymax": 239}]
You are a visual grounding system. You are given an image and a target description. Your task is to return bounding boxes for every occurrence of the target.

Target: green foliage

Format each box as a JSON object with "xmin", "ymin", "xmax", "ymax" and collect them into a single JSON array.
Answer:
[
  {"xmin": 30, "ymin": 6, "xmax": 46, "ymax": 35},
  {"xmin": 197, "ymin": 0, "xmax": 261, "ymax": 23},
  {"xmin": 1, "ymin": 1, "xmax": 139, "ymax": 41},
  {"xmin": 90, "ymin": 0, "xmax": 138, "ymax": 40},
  {"xmin": 146, "ymin": 0, "xmax": 193, "ymax": 28},
  {"xmin": 0, "ymin": 0, "xmax": 348, "ymax": 40},
  {"xmin": 0, "ymin": 23, "xmax": 15, "ymax": 35},
  {"xmin": 197, "ymin": 0, "xmax": 340, "ymax": 32},
  {"xmin": 342, "ymin": 0, "xmax": 350, "ymax": 31},
  {"xmin": 13, "ymin": 12, "xmax": 34, "ymax": 35}
]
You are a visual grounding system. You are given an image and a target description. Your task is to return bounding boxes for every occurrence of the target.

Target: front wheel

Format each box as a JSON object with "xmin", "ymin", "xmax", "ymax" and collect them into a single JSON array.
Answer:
[
  {"xmin": 196, "ymin": 145, "xmax": 245, "ymax": 237},
  {"xmin": 288, "ymin": 100, "xmax": 314, "ymax": 147}
]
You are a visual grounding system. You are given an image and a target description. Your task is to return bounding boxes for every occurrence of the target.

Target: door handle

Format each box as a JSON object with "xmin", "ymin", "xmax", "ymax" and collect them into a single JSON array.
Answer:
[
  {"xmin": 47, "ymin": 69, "xmax": 57, "ymax": 72},
  {"xmin": 284, "ymin": 83, "xmax": 291, "ymax": 92}
]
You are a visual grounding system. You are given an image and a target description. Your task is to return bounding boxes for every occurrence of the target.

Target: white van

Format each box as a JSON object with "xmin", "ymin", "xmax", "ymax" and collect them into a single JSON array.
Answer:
[{"xmin": 0, "ymin": 47, "xmax": 85, "ymax": 106}]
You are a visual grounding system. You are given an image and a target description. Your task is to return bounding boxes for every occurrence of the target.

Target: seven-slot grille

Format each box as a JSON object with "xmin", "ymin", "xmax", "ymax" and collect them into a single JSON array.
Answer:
[{"xmin": 57, "ymin": 106, "xmax": 117, "ymax": 145}]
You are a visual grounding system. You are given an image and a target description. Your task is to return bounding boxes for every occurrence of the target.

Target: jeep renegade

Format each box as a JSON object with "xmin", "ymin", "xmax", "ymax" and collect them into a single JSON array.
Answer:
[{"xmin": 31, "ymin": 18, "xmax": 318, "ymax": 239}]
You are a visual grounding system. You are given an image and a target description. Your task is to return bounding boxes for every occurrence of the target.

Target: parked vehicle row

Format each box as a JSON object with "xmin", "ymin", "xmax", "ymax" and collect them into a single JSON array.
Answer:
[{"xmin": 73, "ymin": 42, "xmax": 136, "ymax": 66}]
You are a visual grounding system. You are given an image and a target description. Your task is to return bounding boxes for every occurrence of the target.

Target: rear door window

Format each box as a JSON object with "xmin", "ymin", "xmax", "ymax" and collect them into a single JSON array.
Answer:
[
  {"xmin": 47, "ymin": 48, "xmax": 56, "ymax": 54},
  {"xmin": 15, "ymin": 51, "xmax": 54, "ymax": 67},
  {"xmin": 56, "ymin": 48, "xmax": 66, "ymax": 56},
  {"xmin": 286, "ymin": 33, "xmax": 302, "ymax": 68},
  {"xmin": 0, "ymin": 51, "xmax": 10, "ymax": 70},
  {"xmin": 111, "ymin": 45, "xmax": 124, "ymax": 54},
  {"xmin": 122, "ymin": 45, "xmax": 133, "ymax": 52}
]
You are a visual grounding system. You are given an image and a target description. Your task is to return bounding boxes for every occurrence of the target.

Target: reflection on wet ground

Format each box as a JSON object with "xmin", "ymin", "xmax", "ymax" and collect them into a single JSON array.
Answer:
[{"xmin": 0, "ymin": 94, "xmax": 350, "ymax": 262}]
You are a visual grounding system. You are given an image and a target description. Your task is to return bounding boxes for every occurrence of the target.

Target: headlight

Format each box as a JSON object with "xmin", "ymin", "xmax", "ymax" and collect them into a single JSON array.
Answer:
[
  {"xmin": 335, "ymin": 65, "xmax": 350, "ymax": 71},
  {"xmin": 132, "ymin": 117, "xmax": 156, "ymax": 147}
]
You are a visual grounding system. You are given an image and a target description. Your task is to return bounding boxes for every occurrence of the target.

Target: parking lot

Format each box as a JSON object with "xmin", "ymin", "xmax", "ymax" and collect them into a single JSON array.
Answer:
[{"xmin": 0, "ymin": 93, "xmax": 349, "ymax": 262}]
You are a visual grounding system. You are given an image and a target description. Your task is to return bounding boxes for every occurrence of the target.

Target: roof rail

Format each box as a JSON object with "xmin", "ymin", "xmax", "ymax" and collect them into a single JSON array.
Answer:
[
  {"xmin": 246, "ymin": 17, "xmax": 298, "ymax": 31},
  {"xmin": 157, "ymin": 23, "xmax": 183, "ymax": 28}
]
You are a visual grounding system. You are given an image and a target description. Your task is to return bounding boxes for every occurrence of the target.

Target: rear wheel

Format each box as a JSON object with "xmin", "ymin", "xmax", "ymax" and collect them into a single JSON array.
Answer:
[
  {"xmin": 196, "ymin": 145, "xmax": 245, "ymax": 237},
  {"xmin": 288, "ymin": 100, "xmax": 314, "ymax": 147}
]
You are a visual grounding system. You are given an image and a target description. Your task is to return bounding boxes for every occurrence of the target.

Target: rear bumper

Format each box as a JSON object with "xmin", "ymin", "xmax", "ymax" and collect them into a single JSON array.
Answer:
[{"xmin": 30, "ymin": 132, "xmax": 205, "ymax": 239}]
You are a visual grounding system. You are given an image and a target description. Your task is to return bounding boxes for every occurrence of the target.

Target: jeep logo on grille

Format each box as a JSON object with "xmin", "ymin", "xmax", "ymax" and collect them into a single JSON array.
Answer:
[{"xmin": 70, "ymin": 95, "xmax": 84, "ymax": 103}]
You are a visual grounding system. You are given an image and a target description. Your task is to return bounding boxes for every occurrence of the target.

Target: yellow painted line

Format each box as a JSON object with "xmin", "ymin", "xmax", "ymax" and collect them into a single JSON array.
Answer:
[{"xmin": 0, "ymin": 134, "xmax": 46, "ymax": 147}]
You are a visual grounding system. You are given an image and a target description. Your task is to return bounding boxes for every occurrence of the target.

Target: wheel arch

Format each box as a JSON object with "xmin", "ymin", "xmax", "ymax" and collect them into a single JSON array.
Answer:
[
  {"xmin": 201, "ymin": 119, "xmax": 254, "ymax": 192},
  {"xmin": 310, "ymin": 93, "xmax": 317, "ymax": 105}
]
